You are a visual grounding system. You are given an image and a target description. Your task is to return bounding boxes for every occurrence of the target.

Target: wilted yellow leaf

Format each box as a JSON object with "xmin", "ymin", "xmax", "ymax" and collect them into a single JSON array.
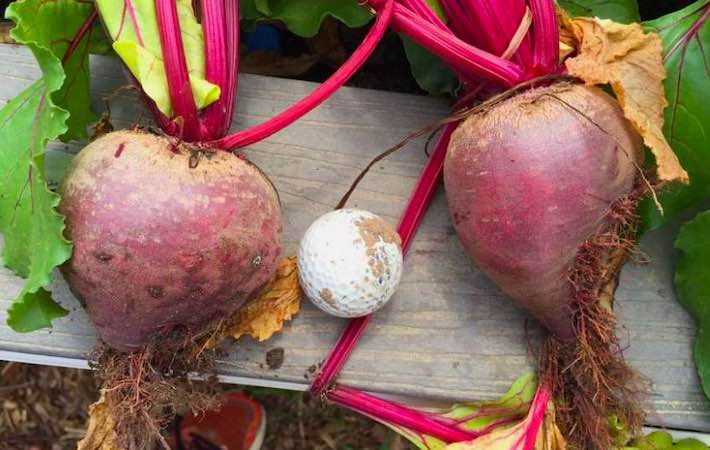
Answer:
[
  {"xmin": 204, "ymin": 256, "xmax": 301, "ymax": 348},
  {"xmin": 76, "ymin": 390, "xmax": 123, "ymax": 450},
  {"xmin": 563, "ymin": 17, "xmax": 688, "ymax": 184},
  {"xmin": 537, "ymin": 405, "xmax": 567, "ymax": 450}
]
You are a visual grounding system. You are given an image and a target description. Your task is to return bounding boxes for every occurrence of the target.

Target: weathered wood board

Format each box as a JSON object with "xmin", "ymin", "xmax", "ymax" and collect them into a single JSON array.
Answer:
[{"xmin": 0, "ymin": 45, "xmax": 708, "ymax": 432}]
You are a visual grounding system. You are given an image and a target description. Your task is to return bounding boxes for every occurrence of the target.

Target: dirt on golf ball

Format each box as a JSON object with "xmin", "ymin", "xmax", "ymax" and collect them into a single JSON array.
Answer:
[{"xmin": 297, "ymin": 209, "xmax": 403, "ymax": 317}]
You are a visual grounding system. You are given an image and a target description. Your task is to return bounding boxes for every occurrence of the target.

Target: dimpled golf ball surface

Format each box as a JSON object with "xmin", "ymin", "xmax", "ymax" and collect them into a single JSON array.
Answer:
[{"xmin": 298, "ymin": 209, "xmax": 403, "ymax": 318}]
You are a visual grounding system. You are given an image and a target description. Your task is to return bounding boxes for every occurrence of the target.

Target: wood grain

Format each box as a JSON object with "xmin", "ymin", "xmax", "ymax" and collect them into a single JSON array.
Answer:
[{"xmin": 0, "ymin": 45, "xmax": 708, "ymax": 431}]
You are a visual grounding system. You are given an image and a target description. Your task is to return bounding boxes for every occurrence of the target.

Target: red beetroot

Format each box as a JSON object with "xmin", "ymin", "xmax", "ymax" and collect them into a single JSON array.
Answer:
[
  {"xmin": 444, "ymin": 84, "xmax": 642, "ymax": 339},
  {"xmin": 59, "ymin": 131, "xmax": 282, "ymax": 351}
]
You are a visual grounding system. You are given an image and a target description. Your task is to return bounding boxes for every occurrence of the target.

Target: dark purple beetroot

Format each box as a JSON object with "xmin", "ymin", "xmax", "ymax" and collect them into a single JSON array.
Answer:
[
  {"xmin": 444, "ymin": 84, "xmax": 642, "ymax": 339},
  {"xmin": 59, "ymin": 130, "xmax": 282, "ymax": 351}
]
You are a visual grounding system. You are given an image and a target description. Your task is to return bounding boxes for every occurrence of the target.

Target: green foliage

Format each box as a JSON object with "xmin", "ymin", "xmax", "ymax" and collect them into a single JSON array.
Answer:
[
  {"xmin": 0, "ymin": 0, "xmax": 101, "ymax": 331},
  {"xmin": 673, "ymin": 439, "xmax": 710, "ymax": 450},
  {"xmin": 632, "ymin": 431, "xmax": 674, "ymax": 450},
  {"xmin": 675, "ymin": 210, "xmax": 710, "ymax": 401},
  {"xmin": 640, "ymin": 1, "xmax": 710, "ymax": 230},
  {"xmin": 95, "ymin": 0, "xmax": 220, "ymax": 117},
  {"xmin": 243, "ymin": 0, "xmax": 373, "ymax": 37},
  {"xmin": 8, "ymin": 0, "xmax": 97, "ymax": 141},
  {"xmin": 398, "ymin": 0, "xmax": 458, "ymax": 96},
  {"xmin": 610, "ymin": 416, "xmax": 709, "ymax": 449},
  {"xmin": 558, "ymin": 0, "xmax": 640, "ymax": 23},
  {"xmin": 401, "ymin": 37, "xmax": 459, "ymax": 95}
]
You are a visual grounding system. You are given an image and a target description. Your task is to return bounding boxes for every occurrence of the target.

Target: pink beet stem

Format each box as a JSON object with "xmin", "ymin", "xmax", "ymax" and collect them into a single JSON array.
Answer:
[
  {"xmin": 518, "ymin": 385, "xmax": 550, "ymax": 450},
  {"xmin": 222, "ymin": 0, "xmax": 240, "ymax": 138},
  {"xmin": 329, "ymin": 385, "xmax": 479, "ymax": 443},
  {"xmin": 461, "ymin": 0, "xmax": 509, "ymax": 55},
  {"xmin": 199, "ymin": 0, "xmax": 229, "ymax": 138},
  {"xmin": 310, "ymin": 123, "xmax": 458, "ymax": 395},
  {"xmin": 207, "ymin": 0, "xmax": 394, "ymax": 150},
  {"xmin": 378, "ymin": 1, "xmax": 524, "ymax": 87},
  {"xmin": 62, "ymin": 9, "xmax": 98, "ymax": 65},
  {"xmin": 400, "ymin": 0, "xmax": 447, "ymax": 29},
  {"xmin": 482, "ymin": 0, "xmax": 534, "ymax": 65},
  {"xmin": 155, "ymin": 0, "xmax": 201, "ymax": 141},
  {"xmin": 397, "ymin": 123, "xmax": 457, "ymax": 253},
  {"xmin": 529, "ymin": 0, "xmax": 559, "ymax": 74},
  {"xmin": 329, "ymin": 385, "xmax": 550, "ymax": 445},
  {"xmin": 438, "ymin": 0, "xmax": 482, "ymax": 52},
  {"xmin": 399, "ymin": 0, "xmax": 476, "ymax": 84}
]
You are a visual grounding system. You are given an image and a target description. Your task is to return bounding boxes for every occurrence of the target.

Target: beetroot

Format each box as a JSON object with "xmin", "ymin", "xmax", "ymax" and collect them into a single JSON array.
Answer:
[
  {"xmin": 444, "ymin": 84, "xmax": 642, "ymax": 339},
  {"xmin": 59, "ymin": 130, "xmax": 282, "ymax": 352}
]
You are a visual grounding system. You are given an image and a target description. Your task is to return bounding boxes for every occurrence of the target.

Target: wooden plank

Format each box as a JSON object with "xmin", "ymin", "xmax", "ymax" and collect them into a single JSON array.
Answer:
[{"xmin": 0, "ymin": 45, "xmax": 708, "ymax": 432}]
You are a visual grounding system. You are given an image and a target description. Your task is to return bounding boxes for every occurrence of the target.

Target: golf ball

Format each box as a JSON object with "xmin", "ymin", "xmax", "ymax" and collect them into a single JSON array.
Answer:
[{"xmin": 297, "ymin": 209, "xmax": 403, "ymax": 317}]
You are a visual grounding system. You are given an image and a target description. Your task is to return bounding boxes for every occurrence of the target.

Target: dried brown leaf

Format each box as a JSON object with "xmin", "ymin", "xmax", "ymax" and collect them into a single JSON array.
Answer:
[
  {"xmin": 205, "ymin": 256, "xmax": 301, "ymax": 348},
  {"xmin": 537, "ymin": 405, "xmax": 568, "ymax": 450},
  {"xmin": 563, "ymin": 17, "xmax": 688, "ymax": 183},
  {"xmin": 76, "ymin": 390, "xmax": 123, "ymax": 450}
]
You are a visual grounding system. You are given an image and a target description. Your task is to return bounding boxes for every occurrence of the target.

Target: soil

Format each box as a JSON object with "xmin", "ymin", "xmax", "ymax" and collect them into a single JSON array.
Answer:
[
  {"xmin": 265, "ymin": 348, "xmax": 285, "ymax": 370},
  {"xmin": 0, "ymin": 362, "xmax": 413, "ymax": 450}
]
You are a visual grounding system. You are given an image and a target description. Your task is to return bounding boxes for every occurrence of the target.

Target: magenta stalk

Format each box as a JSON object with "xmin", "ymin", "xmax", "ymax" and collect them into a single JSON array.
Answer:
[
  {"xmin": 329, "ymin": 385, "xmax": 480, "ymax": 443},
  {"xmin": 199, "ymin": 0, "xmax": 229, "ymax": 138},
  {"xmin": 207, "ymin": 0, "xmax": 395, "ymax": 150},
  {"xmin": 310, "ymin": 123, "xmax": 458, "ymax": 395},
  {"xmin": 155, "ymin": 0, "xmax": 201, "ymax": 141}
]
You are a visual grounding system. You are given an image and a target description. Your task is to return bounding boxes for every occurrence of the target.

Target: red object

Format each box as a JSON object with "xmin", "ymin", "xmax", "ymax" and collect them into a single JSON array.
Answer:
[
  {"xmin": 171, "ymin": 392, "xmax": 265, "ymax": 450},
  {"xmin": 310, "ymin": 123, "xmax": 457, "ymax": 396}
]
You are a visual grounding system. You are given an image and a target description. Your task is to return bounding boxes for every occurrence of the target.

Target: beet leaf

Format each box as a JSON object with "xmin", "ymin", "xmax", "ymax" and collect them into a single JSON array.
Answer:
[
  {"xmin": 640, "ymin": 0, "xmax": 710, "ymax": 230},
  {"xmin": 558, "ymin": 0, "xmax": 640, "ymax": 23},
  {"xmin": 245, "ymin": 0, "xmax": 373, "ymax": 37},
  {"xmin": 331, "ymin": 372, "xmax": 551, "ymax": 450},
  {"xmin": 675, "ymin": 210, "xmax": 710, "ymax": 401},
  {"xmin": 0, "ymin": 0, "xmax": 99, "ymax": 331},
  {"xmin": 95, "ymin": 0, "xmax": 220, "ymax": 118},
  {"xmin": 399, "ymin": 0, "xmax": 459, "ymax": 95}
]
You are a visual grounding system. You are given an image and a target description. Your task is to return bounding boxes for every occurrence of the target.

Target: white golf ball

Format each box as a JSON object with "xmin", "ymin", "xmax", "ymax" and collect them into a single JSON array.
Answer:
[{"xmin": 297, "ymin": 209, "xmax": 403, "ymax": 318}]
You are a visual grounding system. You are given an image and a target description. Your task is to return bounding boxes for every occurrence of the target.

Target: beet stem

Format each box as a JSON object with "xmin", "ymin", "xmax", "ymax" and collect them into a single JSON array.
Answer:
[
  {"xmin": 62, "ymin": 9, "xmax": 98, "ymax": 65},
  {"xmin": 310, "ymin": 123, "xmax": 457, "ymax": 395},
  {"xmin": 208, "ymin": 0, "xmax": 394, "ymax": 150},
  {"xmin": 199, "ymin": 0, "xmax": 229, "ymax": 139},
  {"xmin": 328, "ymin": 385, "xmax": 479, "ymax": 443},
  {"xmin": 519, "ymin": 385, "xmax": 550, "ymax": 450},
  {"xmin": 373, "ymin": 1, "xmax": 523, "ymax": 87},
  {"xmin": 222, "ymin": 0, "xmax": 240, "ymax": 138},
  {"xmin": 155, "ymin": 0, "xmax": 201, "ymax": 141},
  {"xmin": 529, "ymin": 0, "xmax": 559, "ymax": 74},
  {"xmin": 328, "ymin": 384, "xmax": 551, "ymax": 447}
]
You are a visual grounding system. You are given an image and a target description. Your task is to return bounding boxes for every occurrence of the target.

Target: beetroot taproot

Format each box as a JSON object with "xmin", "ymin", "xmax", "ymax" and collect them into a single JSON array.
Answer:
[
  {"xmin": 59, "ymin": 130, "xmax": 282, "ymax": 352},
  {"xmin": 444, "ymin": 84, "xmax": 643, "ymax": 339}
]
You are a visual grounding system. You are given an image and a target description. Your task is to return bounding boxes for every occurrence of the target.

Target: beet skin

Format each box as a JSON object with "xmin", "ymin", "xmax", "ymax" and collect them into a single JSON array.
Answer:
[
  {"xmin": 60, "ymin": 131, "xmax": 282, "ymax": 351},
  {"xmin": 444, "ymin": 84, "xmax": 642, "ymax": 339}
]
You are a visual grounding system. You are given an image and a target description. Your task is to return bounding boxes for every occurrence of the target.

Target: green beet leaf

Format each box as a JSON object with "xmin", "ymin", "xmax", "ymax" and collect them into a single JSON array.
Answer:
[
  {"xmin": 253, "ymin": 0, "xmax": 373, "ymax": 37},
  {"xmin": 241, "ymin": 0, "xmax": 261, "ymax": 21},
  {"xmin": 402, "ymin": 37, "xmax": 459, "ymax": 96},
  {"xmin": 95, "ymin": 0, "xmax": 220, "ymax": 117},
  {"xmin": 8, "ymin": 0, "xmax": 98, "ymax": 141},
  {"xmin": 0, "ymin": 0, "xmax": 101, "ymax": 331},
  {"xmin": 640, "ymin": 1, "xmax": 710, "ymax": 230},
  {"xmin": 675, "ymin": 210, "xmax": 710, "ymax": 400},
  {"xmin": 558, "ymin": 0, "xmax": 640, "ymax": 23},
  {"xmin": 399, "ymin": 0, "xmax": 458, "ymax": 96},
  {"xmin": 240, "ymin": 0, "xmax": 262, "ymax": 31}
]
